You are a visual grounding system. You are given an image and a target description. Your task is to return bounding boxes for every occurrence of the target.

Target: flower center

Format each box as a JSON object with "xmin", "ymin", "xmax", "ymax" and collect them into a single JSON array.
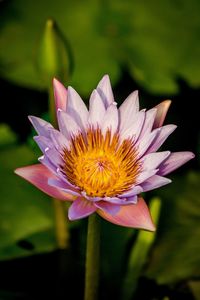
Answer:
[{"xmin": 62, "ymin": 127, "xmax": 141, "ymax": 197}]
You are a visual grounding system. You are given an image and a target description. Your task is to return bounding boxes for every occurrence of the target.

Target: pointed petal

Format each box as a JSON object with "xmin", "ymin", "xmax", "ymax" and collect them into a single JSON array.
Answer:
[
  {"xmin": 49, "ymin": 128, "xmax": 69, "ymax": 151},
  {"xmin": 57, "ymin": 110, "xmax": 81, "ymax": 138},
  {"xmin": 28, "ymin": 116, "xmax": 53, "ymax": 137},
  {"xmin": 14, "ymin": 164, "xmax": 73, "ymax": 200},
  {"xmin": 141, "ymin": 175, "xmax": 171, "ymax": 192},
  {"xmin": 68, "ymin": 198, "xmax": 97, "ymax": 220},
  {"xmin": 88, "ymin": 89, "xmax": 106, "ymax": 126},
  {"xmin": 120, "ymin": 110, "xmax": 145, "ymax": 141},
  {"xmin": 44, "ymin": 147, "xmax": 63, "ymax": 167},
  {"xmin": 98, "ymin": 197, "xmax": 155, "ymax": 231},
  {"xmin": 96, "ymin": 75, "xmax": 115, "ymax": 108},
  {"xmin": 148, "ymin": 124, "xmax": 177, "ymax": 153},
  {"xmin": 139, "ymin": 108, "xmax": 157, "ymax": 138},
  {"xmin": 137, "ymin": 129, "xmax": 158, "ymax": 158},
  {"xmin": 140, "ymin": 151, "xmax": 171, "ymax": 170},
  {"xmin": 34, "ymin": 136, "xmax": 54, "ymax": 153},
  {"xmin": 53, "ymin": 78, "xmax": 67, "ymax": 111},
  {"xmin": 48, "ymin": 178, "xmax": 80, "ymax": 196},
  {"xmin": 103, "ymin": 195, "xmax": 137, "ymax": 204},
  {"xmin": 136, "ymin": 169, "xmax": 158, "ymax": 185},
  {"xmin": 119, "ymin": 90, "xmax": 139, "ymax": 131},
  {"xmin": 158, "ymin": 151, "xmax": 195, "ymax": 176},
  {"xmin": 94, "ymin": 201, "xmax": 120, "ymax": 215},
  {"xmin": 153, "ymin": 100, "xmax": 171, "ymax": 129},
  {"xmin": 67, "ymin": 86, "xmax": 88, "ymax": 128},
  {"xmin": 102, "ymin": 104, "xmax": 119, "ymax": 136},
  {"xmin": 120, "ymin": 186, "xmax": 143, "ymax": 198}
]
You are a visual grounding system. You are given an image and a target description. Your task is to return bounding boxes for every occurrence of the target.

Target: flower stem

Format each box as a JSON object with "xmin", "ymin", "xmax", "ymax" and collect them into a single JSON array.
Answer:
[{"xmin": 84, "ymin": 213, "xmax": 101, "ymax": 300}]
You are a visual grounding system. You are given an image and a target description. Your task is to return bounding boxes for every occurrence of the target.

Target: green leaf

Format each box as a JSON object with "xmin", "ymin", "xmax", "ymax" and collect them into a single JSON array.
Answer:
[
  {"xmin": 145, "ymin": 172, "xmax": 200, "ymax": 284},
  {"xmin": 0, "ymin": 142, "xmax": 57, "ymax": 260}
]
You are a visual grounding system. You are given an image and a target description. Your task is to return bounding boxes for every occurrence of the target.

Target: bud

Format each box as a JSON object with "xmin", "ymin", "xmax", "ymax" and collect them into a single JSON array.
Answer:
[{"xmin": 36, "ymin": 19, "xmax": 73, "ymax": 87}]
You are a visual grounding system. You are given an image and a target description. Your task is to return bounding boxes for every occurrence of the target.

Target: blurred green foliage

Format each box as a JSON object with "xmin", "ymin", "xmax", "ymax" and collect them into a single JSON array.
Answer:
[{"xmin": 1, "ymin": 0, "xmax": 200, "ymax": 94}]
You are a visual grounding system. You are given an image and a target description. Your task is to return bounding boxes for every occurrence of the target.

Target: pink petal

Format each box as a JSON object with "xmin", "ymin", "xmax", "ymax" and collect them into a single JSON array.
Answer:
[
  {"xmin": 28, "ymin": 116, "xmax": 53, "ymax": 137},
  {"xmin": 153, "ymin": 100, "xmax": 171, "ymax": 129},
  {"xmin": 96, "ymin": 75, "xmax": 115, "ymax": 108},
  {"xmin": 158, "ymin": 151, "xmax": 195, "ymax": 176},
  {"xmin": 140, "ymin": 175, "xmax": 171, "ymax": 192},
  {"xmin": 119, "ymin": 90, "xmax": 139, "ymax": 131},
  {"xmin": 14, "ymin": 164, "xmax": 73, "ymax": 201},
  {"xmin": 88, "ymin": 89, "xmax": 106, "ymax": 126},
  {"xmin": 98, "ymin": 197, "xmax": 156, "ymax": 231},
  {"xmin": 68, "ymin": 197, "xmax": 97, "ymax": 220},
  {"xmin": 67, "ymin": 86, "xmax": 88, "ymax": 129},
  {"xmin": 53, "ymin": 78, "xmax": 67, "ymax": 111},
  {"xmin": 94, "ymin": 201, "xmax": 120, "ymax": 215},
  {"xmin": 102, "ymin": 103, "xmax": 119, "ymax": 136}
]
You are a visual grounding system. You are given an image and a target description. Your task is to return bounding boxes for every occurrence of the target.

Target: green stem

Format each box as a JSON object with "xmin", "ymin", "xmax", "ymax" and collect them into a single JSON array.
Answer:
[
  {"xmin": 84, "ymin": 213, "xmax": 101, "ymax": 300},
  {"xmin": 48, "ymin": 85, "xmax": 69, "ymax": 249}
]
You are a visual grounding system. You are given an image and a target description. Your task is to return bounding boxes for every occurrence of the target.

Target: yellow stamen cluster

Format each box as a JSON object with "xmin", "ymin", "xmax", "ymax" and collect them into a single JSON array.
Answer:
[{"xmin": 62, "ymin": 128, "xmax": 141, "ymax": 197}]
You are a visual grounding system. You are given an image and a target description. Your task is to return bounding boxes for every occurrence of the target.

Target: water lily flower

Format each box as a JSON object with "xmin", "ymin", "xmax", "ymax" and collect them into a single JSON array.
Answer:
[{"xmin": 15, "ymin": 75, "xmax": 194, "ymax": 231}]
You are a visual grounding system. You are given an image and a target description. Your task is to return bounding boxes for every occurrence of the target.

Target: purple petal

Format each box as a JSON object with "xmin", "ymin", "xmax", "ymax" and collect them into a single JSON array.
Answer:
[
  {"xmin": 68, "ymin": 197, "xmax": 97, "ymax": 220},
  {"xmin": 141, "ymin": 175, "xmax": 171, "ymax": 192},
  {"xmin": 136, "ymin": 129, "xmax": 158, "ymax": 158},
  {"xmin": 48, "ymin": 178, "xmax": 80, "ymax": 196},
  {"xmin": 153, "ymin": 100, "xmax": 171, "ymax": 129},
  {"xmin": 136, "ymin": 169, "xmax": 158, "ymax": 184},
  {"xmin": 96, "ymin": 75, "xmax": 115, "ymax": 108},
  {"xmin": 44, "ymin": 147, "xmax": 63, "ymax": 167},
  {"xmin": 98, "ymin": 197, "xmax": 156, "ymax": 231},
  {"xmin": 119, "ymin": 90, "xmax": 139, "ymax": 131},
  {"xmin": 67, "ymin": 86, "xmax": 88, "ymax": 129},
  {"xmin": 139, "ymin": 108, "xmax": 157, "ymax": 138},
  {"xmin": 120, "ymin": 110, "xmax": 145, "ymax": 141},
  {"xmin": 57, "ymin": 110, "xmax": 81, "ymax": 138},
  {"xmin": 49, "ymin": 128, "xmax": 69, "ymax": 151},
  {"xmin": 103, "ymin": 195, "xmax": 137, "ymax": 204},
  {"xmin": 120, "ymin": 186, "xmax": 143, "ymax": 198},
  {"xmin": 28, "ymin": 116, "xmax": 53, "ymax": 137},
  {"xmin": 102, "ymin": 103, "xmax": 119, "ymax": 136},
  {"xmin": 38, "ymin": 155, "xmax": 57, "ymax": 174},
  {"xmin": 147, "ymin": 124, "xmax": 177, "ymax": 153},
  {"xmin": 158, "ymin": 151, "xmax": 195, "ymax": 176},
  {"xmin": 14, "ymin": 164, "xmax": 73, "ymax": 201},
  {"xmin": 94, "ymin": 201, "xmax": 120, "ymax": 215},
  {"xmin": 140, "ymin": 151, "xmax": 170, "ymax": 170},
  {"xmin": 34, "ymin": 136, "xmax": 54, "ymax": 153},
  {"xmin": 88, "ymin": 89, "xmax": 106, "ymax": 126},
  {"xmin": 53, "ymin": 78, "xmax": 67, "ymax": 111}
]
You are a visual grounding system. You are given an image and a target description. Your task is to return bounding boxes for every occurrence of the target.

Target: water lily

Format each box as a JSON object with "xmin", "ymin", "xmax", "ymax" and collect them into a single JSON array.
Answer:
[{"xmin": 15, "ymin": 75, "xmax": 194, "ymax": 231}]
